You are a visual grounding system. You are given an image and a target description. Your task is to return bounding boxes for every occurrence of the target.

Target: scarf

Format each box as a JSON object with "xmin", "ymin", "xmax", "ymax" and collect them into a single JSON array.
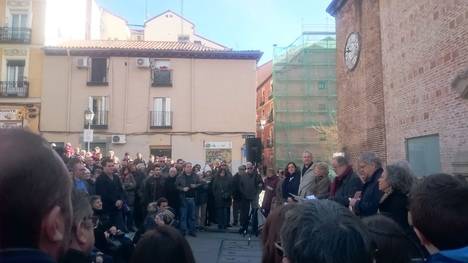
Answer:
[{"xmin": 330, "ymin": 165, "xmax": 353, "ymax": 197}]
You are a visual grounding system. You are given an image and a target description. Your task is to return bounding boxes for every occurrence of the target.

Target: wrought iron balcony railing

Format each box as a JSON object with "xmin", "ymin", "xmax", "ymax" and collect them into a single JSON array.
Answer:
[
  {"xmin": 0, "ymin": 81, "xmax": 29, "ymax": 97},
  {"xmin": 0, "ymin": 27, "xmax": 31, "ymax": 43},
  {"xmin": 83, "ymin": 110, "xmax": 109, "ymax": 129},
  {"xmin": 150, "ymin": 111, "xmax": 173, "ymax": 128}
]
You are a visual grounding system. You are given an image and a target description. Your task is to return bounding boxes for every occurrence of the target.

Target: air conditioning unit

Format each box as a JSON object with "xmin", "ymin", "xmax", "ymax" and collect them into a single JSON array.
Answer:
[
  {"xmin": 76, "ymin": 57, "xmax": 89, "ymax": 68},
  {"xmin": 111, "ymin": 135, "xmax": 126, "ymax": 144},
  {"xmin": 136, "ymin": 58, "xmax": 150, "ymax": 68}
]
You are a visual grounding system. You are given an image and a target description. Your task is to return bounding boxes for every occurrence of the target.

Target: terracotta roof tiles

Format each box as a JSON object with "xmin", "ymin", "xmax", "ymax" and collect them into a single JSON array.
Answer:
[{"xmin": 54, "ymin": 40, "xmax": 219, "ymax": 52}]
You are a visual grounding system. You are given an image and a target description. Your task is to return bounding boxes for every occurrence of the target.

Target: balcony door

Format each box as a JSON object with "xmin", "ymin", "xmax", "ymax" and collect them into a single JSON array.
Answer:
[
  {"xmin": 88, "ymin": 96, "xmax": 108, "ymax": 126},
  {"xmin": 10, "ymin": 13, "xmax": 28, "ymax": 40},
  {"xmin": 6, "ymin": 60, "xmax": 25, "ymax": 95},
  {"xmin": 153, "ymin": 97, "xmax": 171, "ymax": 127}
]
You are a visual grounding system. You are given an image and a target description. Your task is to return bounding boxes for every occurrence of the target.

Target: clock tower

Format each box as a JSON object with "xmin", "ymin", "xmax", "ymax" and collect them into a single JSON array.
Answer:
[{"xmin": 327, "ymin": 0, "xmax": 387, "ymax": 164}]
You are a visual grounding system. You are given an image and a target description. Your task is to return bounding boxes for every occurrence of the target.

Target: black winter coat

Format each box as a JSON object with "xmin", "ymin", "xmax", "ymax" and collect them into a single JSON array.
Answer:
[
  {"xmin": 282, "ymin": 171, "xmax": 301, "ymax": 200},
  {"xmin": 355, "ymin": 168, "xmax": 384, "ymax": 217},
  {"xmin": 212, "ymin": 175, "xmax": 233, "ymax": 208},
  {"xmin": 330, "ymin": 169, "xmax": 363, "ymax": 207},
  {"xmin": 379, "ymin": 190, "xmax": 411, "ymax": 231},
  {"xmin": 142, "ymin": 176, "xmax": 166, "ymax": 208},
  {"xmin": 165, "ymin": 176, "xmax": 180, "ymax": 210},
  {"xmin": 95, "ymin": 173, "xmax": 125, "ymax": 215}
]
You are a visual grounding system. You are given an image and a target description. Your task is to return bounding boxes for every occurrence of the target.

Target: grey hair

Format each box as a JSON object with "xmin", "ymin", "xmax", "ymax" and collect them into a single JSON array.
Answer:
[
  {"xmin": 303, "ymin": 150, "xmax": 313, "ymax": 157},
  {"xmin": 238, "ymin": 165, "xmax": 246, "ymax": 170},
  {"xmin": 314, "ymin": 162, "xmax": 329, "ymax": 175},
  {"xmin": 394, "ymin": 160, "xmax": 415, "ymax": 177},
  {"xmin": 385, "ymin": 164, "xmax": 414, "ymax": 194},
  {"xmin": 333, "ymin": 155, "xmax": 349, "ymax": 166},
  {"xmin": 169, "ymin": 167, "xmax": 177, "ymax": 173},
  {"xmin": 358, "ymin": 152, "xmax": 382, "ymax": 168},
  {"xmin": 280, "ymin": 200, "xmax": 373, "ymax": 263}
]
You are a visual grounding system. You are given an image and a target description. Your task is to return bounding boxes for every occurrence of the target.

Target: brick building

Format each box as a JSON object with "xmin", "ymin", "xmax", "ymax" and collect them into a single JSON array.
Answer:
[
  {"xmin": 328, "ymin": 0, "xmax": 468, "ymax": 176},
  {"xmin": 256, "ymin": 61, "xmax": 274, "ymax": 170}
]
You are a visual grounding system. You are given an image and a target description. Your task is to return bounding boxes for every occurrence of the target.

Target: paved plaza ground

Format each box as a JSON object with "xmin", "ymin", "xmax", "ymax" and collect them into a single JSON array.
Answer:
[{"xmin": 186, "ymin": 231, "xmax": 262, "ymax": 263}]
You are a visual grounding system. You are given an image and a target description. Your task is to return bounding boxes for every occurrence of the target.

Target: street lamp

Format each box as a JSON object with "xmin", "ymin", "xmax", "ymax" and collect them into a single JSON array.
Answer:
[
  {"xmin": 260, "ymin": 119, "xmax": 267, "ymax": 130},
  {"xmin": 84, "ymin": 109, "xmax": 95, "ymax": 152}
]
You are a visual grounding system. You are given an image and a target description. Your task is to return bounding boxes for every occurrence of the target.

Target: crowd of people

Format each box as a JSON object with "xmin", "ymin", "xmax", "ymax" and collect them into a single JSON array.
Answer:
[{"xmin": 1, "ymin": 129, "xmax": 468, "ymax": 263}]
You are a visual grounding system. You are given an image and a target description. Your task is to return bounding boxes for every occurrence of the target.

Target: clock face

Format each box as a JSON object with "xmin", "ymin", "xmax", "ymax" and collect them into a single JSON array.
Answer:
[{"xmin": 344, "ymin": 32, "xmax": 360, "ymax": 71}]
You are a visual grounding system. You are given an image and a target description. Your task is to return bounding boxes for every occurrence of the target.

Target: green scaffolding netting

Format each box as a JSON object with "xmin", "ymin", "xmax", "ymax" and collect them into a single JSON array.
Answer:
[{"xmin": 272, "ymin": 32, "xmax": 337, "ymax": 169}]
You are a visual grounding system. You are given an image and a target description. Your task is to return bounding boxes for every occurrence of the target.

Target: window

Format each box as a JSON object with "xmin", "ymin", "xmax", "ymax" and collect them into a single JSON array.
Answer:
[
  {"xmin": 319, "ymin": 80, "xmax": 327, "ymax": 90},
  {"xmin": 87, "ymin": 96, "xmax": 108, "ymax": 128},
  {"xmin": 150, "ymin": 146, "xmax": 172, "ymax": 158},
  {"xmin": 318, "ymin": 104, "xmax": 327, "ymax": 111},
  {"xmin": 1, "ymin": 60, "xmax": 27, "ymax": 97},
  {"xmin": 10, "ymin": 13, "xmax": 29, "ymax": 42},
  {"xmin": 406, "ymin": 134, "xmax": 441, "ymax": 176},
  {"xmin": 89, "ymin": 142, "xmax": 107, "ymax": 154},
  {"xmin": 151, "ymin": 97, "xmax": 172, "ymax": 128},
  {"xmin": 88, "ymin": 58, "xmax": 108, "ymax": 85},
  {"xmin": 178, "ymin": 35, "xmax": 189, "ymax": 42},
  {"xmin": 151, "ymin": 60, "xmax": 172, "ymax": 87}
]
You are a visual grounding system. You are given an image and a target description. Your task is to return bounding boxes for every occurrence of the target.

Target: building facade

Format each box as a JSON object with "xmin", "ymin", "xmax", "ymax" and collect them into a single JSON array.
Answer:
[
  {"xmin": 41, "ymin": 40, "xmax": 261, "ymax": 168},
  {"xmin": 256, "ymin": 61, "xmax": 274, "ymax": 170},
  {"xmin": 0, "ymin": 0, "xmax": 45, "ymax": 132},
  {"xmin": 328, "ymin": 0, "xmax": 468, "ymax": 176},
  {"xmin": 272, "ymin": 32, "xmax": 337, "ymax": 169}
]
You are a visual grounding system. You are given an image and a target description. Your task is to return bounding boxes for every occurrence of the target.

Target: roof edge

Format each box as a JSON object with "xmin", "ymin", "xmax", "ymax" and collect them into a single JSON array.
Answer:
[
  {"xmin": 193, "ymin": 33, "xmax": 229, "ymax": 50},
  {"xmin": 144, "ymin": 10, "xmax": 195, "ymax": 26},
  {"xmin": 100, "ymin": 7, "xmax": 129, "ymax": 24},
  {"xmin": 326, "ymin": 0, "xmax": 348, "ymax": 17},
  {"xmin": 43, "ymin": 47, "xmax": 263, "ymax": 61}
]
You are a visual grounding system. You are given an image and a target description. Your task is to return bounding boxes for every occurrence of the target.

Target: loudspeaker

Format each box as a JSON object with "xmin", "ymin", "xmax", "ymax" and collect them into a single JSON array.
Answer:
[{"xmin": 246, "ymin": 138, "xmax": 262, "ymax": 164}]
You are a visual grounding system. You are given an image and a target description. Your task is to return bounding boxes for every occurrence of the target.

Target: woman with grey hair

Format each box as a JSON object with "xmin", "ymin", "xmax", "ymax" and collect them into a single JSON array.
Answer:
[{"xmin": 378, "ymin": 164, "xmax": 415, "ymax": 232}]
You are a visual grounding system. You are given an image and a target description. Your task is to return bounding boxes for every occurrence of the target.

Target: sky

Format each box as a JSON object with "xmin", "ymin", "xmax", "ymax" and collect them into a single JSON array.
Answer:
[{"xmin": 96, "ymin": 0, "xmax": 335, "ymax": 64}]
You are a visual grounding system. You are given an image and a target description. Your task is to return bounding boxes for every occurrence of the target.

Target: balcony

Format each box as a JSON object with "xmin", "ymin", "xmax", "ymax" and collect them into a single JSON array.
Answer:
[
  {"xmin": 0, "ymin": 27, "xmax": 31, "ymax": 43},
  {"xmin": 152, "ymin": 69, "xmax": 173, "ymax": 87},
  {"xmin": 150, "ymin": 111, "xmax": 173, "ymax": 129},
  {"xmin": 0, "ymin": 81, "xmax": 29, "ymax": 97},
  {"xmin": 83, "ymin": 110, "xmax": 109, "ymax": 129}
]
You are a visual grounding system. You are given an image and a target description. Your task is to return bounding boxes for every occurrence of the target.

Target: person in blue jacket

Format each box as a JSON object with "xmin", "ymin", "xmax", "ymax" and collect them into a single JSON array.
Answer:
[
  {"xmin": 410, "ymin": 173, "xmax": 468, "ymax": 263},
  {"xmin": 349, "ymin": 152, "xmax": 384, "ymax": 217}
]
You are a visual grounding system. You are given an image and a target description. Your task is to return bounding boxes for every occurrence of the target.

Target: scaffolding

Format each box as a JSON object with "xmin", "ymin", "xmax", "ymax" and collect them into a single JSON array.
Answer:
[{"xmin": 272, "ymin": 32, "xmax": 337, "ymax": 169}]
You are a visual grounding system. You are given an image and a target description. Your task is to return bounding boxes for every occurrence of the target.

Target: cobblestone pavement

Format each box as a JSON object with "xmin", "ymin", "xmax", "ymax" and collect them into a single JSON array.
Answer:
[{"xmin": 186, "ymin": 231, "xmax": 262, "ymax": 263}]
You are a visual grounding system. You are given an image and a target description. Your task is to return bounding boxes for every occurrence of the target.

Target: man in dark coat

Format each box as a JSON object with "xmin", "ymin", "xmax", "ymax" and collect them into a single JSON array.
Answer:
[
  {"xmin": 142, "ymin": 166, "xmax": 166, "ymax": 211},
  {"xmin": 176, "ymin": 162, "xmax": 204, "ymax": 237},
  {"xmin": 349, "ymin": 152, "xmax": 384, "ymax": 217},
  {"xmin": 164, "ymin": 167, "xmax": 181, "ymax": 217},
  {"xmin": 212, "ymin": 169, "xmax": 233, "ymax": 230},
  {"xmin": 232, "ymin": 165, "xmax": 245, "ymax": 226},
  {"xmin": 238, "ymin": 162, "xmax": 263, "ymax": 234},
  {"xmin": 95, "ymin": 157, "xmax": 126, "ymax": 231},
  {"xmin": 329, "ymin": 155, "xmax": 363, "ymax": 207}
]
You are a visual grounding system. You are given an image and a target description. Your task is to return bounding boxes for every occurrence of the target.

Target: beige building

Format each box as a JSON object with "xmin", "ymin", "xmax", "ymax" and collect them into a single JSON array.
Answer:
[
  {"xmin": 41, "ymin": 40, "xmax": 261, "ymax": 167},
  {"xmin": 0, "ymin": 0, "xmax": 45, "ymax": 132},
  {"xmin": 144, "ymin": 10, "xmax": 228, "ymax": 50}
]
